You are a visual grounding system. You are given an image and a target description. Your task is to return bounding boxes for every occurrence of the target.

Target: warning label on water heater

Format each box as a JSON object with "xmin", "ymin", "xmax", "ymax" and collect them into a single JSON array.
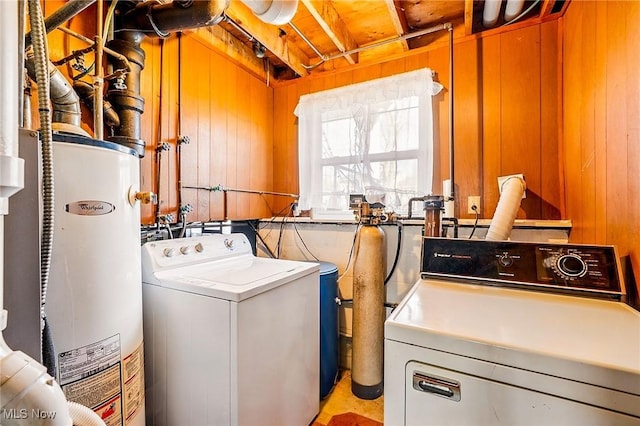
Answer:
[
  {"xmin": 59, "ymin": 334, "xmax": 121, "ymax": 385},
  {"xmin": 123, "ymin": 343, "xmax": 144, "ymax": 422},
  {"xmin": 59, "ymin": 334, "xmax": 124, "ymax": 426}
]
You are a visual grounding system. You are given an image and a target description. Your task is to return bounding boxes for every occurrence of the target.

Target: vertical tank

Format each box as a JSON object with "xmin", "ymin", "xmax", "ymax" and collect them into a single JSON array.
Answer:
[
  {"xmin": 319, "ymin": 262, "xmax": 339, "ymax": 399},
  {"xmin": 47, "ymin": 135, "xmax": 145, "ymax": 426},
  {"xmin": 351, "ymin": 221, "xmax": 386, "ymax": 400}
]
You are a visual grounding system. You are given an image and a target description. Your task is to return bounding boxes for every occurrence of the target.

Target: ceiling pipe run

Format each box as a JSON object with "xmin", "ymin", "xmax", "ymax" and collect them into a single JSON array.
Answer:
[{"xmin": 303, "ymin": 22, "xmax": 451, "ymax": 70}]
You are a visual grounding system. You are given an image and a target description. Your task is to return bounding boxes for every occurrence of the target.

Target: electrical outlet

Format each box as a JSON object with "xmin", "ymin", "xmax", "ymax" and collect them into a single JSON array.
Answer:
[{"xmin": 468, "ymin": 196, "xmax": 480, "ymax": 214}]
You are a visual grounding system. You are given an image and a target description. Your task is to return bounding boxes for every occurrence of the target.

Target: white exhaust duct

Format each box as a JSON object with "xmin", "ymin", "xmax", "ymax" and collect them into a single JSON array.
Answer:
[
  {"xmin": 483, "ymin": 0, "xmax": 502, "ymax": 27},
  {"xmin": 485, "ymin": 174, "xmax": 526, "ymax": 241},
  {"xmin": 504, "ymin": 0, "xmax": 525, "ymax": 22},
  {"xmin": 240, "ymin": 0, "xmax": 298, "ymax": 25}
]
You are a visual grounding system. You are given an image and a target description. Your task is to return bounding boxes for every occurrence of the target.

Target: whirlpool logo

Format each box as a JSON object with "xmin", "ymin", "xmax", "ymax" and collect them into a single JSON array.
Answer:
[{"xmin": 66, "ymin": 200, "xmax": 115, "ymax": 216}]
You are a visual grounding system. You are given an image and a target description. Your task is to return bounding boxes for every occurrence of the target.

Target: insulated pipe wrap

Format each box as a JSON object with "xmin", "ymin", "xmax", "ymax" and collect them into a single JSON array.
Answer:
[{"xmin": 485, "ymin": 176, "xmax": 526, "ymax": 241}]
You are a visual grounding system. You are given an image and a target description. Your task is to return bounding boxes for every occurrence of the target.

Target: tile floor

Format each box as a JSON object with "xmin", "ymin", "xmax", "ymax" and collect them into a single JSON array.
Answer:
[{"xmin": 313, "ymin": 370, "xmax": 384, "ymax": 425}]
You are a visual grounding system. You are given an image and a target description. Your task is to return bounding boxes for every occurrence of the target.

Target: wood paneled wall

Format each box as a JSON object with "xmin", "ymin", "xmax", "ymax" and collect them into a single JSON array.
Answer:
[
  {"xmin": 272, "ymin": 22, "xmax": 563, "ymax": 220},
  {"xmin": 562, "ymin": 0, "xmax": 640, "ymax": 304},
  {"xmin": 43, "ymin": 3, "xmax": 276, "ymax": 225},
  {"xmin": 138, "ymin": 34, "xmax": 275, "ymax": 224}
]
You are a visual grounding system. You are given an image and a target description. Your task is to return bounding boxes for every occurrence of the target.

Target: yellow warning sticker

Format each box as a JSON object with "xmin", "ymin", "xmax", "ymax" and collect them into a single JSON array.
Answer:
[{"xmin": 123, "ymin": 343, "xmax": 145, "ymax": 423}]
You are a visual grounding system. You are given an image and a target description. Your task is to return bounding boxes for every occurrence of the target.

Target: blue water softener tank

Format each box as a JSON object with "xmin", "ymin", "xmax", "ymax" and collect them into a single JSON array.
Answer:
[{"xmin": 319, "ymin": 262, "xmax": 339, "ymax": 399}]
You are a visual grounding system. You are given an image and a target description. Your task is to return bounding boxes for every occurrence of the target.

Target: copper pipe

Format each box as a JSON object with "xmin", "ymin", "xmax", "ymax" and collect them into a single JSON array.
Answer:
[
  {"xmin": 56, "ymin": 26, "xmax": 132, "ymax": 77},
  {"xmin": 94, "ymin": 0, "xmax": 104, "ymax": 140}
]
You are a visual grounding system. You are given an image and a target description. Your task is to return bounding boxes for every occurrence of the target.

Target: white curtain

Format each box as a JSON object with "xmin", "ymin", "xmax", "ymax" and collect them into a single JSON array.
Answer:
[{"xmin": 294, "ymin": 68, "xmax": 443, "ymax": 212}]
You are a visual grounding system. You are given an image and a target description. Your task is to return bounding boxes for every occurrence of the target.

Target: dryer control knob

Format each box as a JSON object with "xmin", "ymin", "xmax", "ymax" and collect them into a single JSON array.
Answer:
[
  {"xmin": 194, "ymin": 242, "xmax": 204, "ymax": 253},
  {"xmin": 180, "ymin": 246, "xmax": 193, "ymax": 255},
  {"xmin": 224, "ymin": 238, "xmax": 234, "ymax": 250}
]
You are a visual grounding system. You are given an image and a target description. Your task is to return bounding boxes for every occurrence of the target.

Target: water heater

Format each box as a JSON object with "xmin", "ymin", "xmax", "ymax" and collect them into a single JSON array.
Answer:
[
  {"xmin": 47, "ymin": 134, "xmax": 146, "ymax": 426},
  {"xmin": 5, "ymin": 132, "xmax": 146, "ymax": 426}
]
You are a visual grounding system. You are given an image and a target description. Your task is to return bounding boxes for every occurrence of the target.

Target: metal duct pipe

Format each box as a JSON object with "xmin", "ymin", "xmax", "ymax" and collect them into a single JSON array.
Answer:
[
  {"xmin": 118, "ymin": 0, "xmax": 228, "ymax": 37},
  {"xmin": 24, "ymin": 52, "xmax": 89, "ymax": 137},
  {"xmin": 73, "ymin": 80, "xmax": 121, "ymax": 128},
  {"xmin": 24, "ymin": 0, "xmax": 96, "ymax": 47}
]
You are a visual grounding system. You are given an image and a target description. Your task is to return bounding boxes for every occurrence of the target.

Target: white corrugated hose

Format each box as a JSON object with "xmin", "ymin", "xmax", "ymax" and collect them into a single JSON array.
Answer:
[{"xmin": 485, "ymin": 175, "xmax": 526, "ymax": 241}]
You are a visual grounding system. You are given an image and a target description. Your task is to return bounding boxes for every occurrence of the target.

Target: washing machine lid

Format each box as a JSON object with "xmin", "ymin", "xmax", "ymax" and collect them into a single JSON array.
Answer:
[
  {"xmin": 149, "ymin": 255, "xmax": 318, "ymax": 302},
  {"xmin": 385, "ymin": 279, "xmax": 640, "ymax": 396}
]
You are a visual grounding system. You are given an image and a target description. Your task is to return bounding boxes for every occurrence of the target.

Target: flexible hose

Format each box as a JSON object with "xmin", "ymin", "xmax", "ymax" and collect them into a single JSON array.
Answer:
[
  {"xmin": 384, "ymin": 222, "xmax": 402, "ymax": 285},
  {"xmin": 485, "ymin": 176, "xmax": 526, "ymax": 241},
  {"xmin": 28, "ymin": 0, "xmax": 56, "ymax": 377},
  {"xmin": 68, "ymin": 401, "xmax": 106, "ymax": 426}
]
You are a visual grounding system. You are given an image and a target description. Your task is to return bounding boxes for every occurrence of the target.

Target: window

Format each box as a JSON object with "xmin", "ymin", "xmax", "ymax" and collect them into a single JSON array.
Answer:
[{"xmin": 295, "ymin": 68, "xmax": 442, "ymax": 215}]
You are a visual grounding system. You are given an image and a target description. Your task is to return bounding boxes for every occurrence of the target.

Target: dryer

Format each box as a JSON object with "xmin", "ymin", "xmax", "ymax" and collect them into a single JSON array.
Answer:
[
  {"xmin": 385, "ymin": 237, "xmax": 640, "ymax": 425},
  {"xmin": 141, "ymin": 233, "xmax": 319, "ymax": 426}
]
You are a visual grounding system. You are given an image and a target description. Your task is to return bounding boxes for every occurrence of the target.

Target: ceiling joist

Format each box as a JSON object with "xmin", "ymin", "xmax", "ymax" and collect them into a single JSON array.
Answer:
[
  {"xmin": 300, "ymin": 0, "xmax": 359, "ymax": 64},
  {"xmin": 224, "ymin": 0, "xmax": 311, "ymax": 77},
  {"xmin": 384, "ymin": 0, "xmax": 409, "ymax": 51},
  {"xmin": 464, "ymin": 0, "xmax": 475, "ymax": 35}
]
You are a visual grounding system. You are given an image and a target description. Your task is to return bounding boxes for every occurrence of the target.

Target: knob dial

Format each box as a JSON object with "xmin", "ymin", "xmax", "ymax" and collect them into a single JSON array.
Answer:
[
  {"xmin": 499, "ymin": 254, "xmax": 513, "ymax": 267},
  {"xmin": 180, "ymin": 246, "xmax": 193, "ymax": 255},
  {"xmin": 224, "ymin": 239, "xmax": 234, "ymax": 250},
  {"xmin": 194, "ymin": 242, "xmax": 204, "ymax": 253},
  {"xmin": 163, "ymin": 247, "xmax": 178, "ymax": 258},
  {"xmin": 556, "ymin": 254, "xmax": 587, "ymax": 278}
]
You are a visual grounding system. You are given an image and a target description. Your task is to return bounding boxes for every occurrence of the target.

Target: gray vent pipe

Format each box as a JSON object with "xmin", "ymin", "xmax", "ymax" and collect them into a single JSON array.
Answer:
[
  {"xmin": 107, "ymin": 0, "xmax": 298, "ymax": 157},
  {"xmin": 25, "ymin": 51, "xmax": 89, "ymax": 137}
]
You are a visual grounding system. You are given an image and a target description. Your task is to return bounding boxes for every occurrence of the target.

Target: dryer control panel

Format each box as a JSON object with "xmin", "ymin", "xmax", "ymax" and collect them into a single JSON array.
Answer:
[{"xmin": 421, "ymin": 238, "xmax": 625, "ymax": 300}]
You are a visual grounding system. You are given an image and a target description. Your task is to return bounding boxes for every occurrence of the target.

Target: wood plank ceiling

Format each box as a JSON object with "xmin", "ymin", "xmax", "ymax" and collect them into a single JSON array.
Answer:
[{"xmin": 201, "ymin": 0, "xmax": 569, "ymax": 81}]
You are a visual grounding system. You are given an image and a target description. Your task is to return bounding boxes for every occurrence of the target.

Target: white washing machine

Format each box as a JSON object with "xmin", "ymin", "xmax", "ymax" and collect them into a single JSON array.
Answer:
[
  {"xmin": 141, "ymin": 233, "xmax": 319, "ymax": 426},
  {"xmin": 385, "ymin": 237, "xmax": 640, "ymax": 425}
]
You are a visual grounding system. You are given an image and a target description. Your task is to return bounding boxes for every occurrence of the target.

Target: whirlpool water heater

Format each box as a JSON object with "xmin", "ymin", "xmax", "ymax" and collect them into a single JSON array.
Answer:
[{"xmin": 46, "ymin": 135, "xmax": 146, "ymax": 426}]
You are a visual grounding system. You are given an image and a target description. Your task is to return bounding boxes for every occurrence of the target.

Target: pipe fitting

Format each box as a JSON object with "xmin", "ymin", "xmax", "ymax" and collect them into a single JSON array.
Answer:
[
  {"xmin": 105, "ymin": 37, "xmax": 146, "ymax": 156},
  {"xmin": 25, "ymin": 51, "xmax": 87, "ymax": 135},
  {"xmin": 73, "ymin": 81, "xmax": 121, "ymax": 128}
]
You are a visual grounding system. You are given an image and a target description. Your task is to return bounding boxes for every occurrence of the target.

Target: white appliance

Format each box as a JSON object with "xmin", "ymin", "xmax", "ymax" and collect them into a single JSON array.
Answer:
[
  {"xmin": 141, "ymin": 233, "xmax": 319, "ymax": 426},
  {"xmin": 6, "ymin": 133, "xmax": 147, "ymax": 425},
  {"xmin": 385, "ymin": 238, "xmax": 640, "ymax": 425}
]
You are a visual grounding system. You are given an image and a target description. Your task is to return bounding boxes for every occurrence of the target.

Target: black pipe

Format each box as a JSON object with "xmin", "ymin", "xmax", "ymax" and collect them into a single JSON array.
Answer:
[
  {"xmin": 106, "ymin": 30, "xmax": 146, "ymax": 156},
  {"xmin": 73, "ymin": 80, "xmax": 121, "ymax": 128},
  {"xmin": 118, "ymin": 0, "xmax": 227, "ymax": 37},
  {"xmin": 384, "ymin": 222, "xmax": 402, "ymax": 285},
  {"xmin": 25, "ymin": 0, "xmax": 96, "ymax": 47}
]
